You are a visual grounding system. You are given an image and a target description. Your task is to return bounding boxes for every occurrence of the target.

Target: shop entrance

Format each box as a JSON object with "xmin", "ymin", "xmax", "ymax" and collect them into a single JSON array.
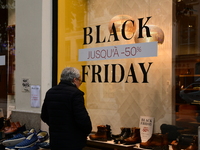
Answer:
[
  {"xmin": 0, "ymin": 54, "xmax": 7, "ymax": 117},
  {"xmin": 0, "ymin": 1, "xmax": 9, "ymax": 118}
]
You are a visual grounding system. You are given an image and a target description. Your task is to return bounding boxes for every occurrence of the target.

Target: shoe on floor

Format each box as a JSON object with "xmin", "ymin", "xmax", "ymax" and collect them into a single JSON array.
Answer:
[
  {"xmin": 15, "ymin": 133, "xmax": 38, "ymax": 149},
  {"xmin": 2, "ymin": 133, "xmax": 26, "ymax": 147},
  {"xmin": 4, "ymin": 122, "xmax": 22, "ymax": 135}
]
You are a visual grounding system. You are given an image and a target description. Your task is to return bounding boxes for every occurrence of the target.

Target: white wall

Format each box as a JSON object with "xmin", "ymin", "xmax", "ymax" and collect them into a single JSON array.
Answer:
[{"xmin": 14, "ymin": 0, "xmax": 52, "ymax": 116}]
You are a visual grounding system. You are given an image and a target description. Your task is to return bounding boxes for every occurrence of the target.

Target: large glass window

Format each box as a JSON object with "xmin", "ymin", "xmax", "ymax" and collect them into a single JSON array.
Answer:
[
  {"xmin": 55, "ymin": 2, "xmax": 200, "ymax": 150},
  {"xmin": 174, "ymin": 0, "xmax": 200, "ymax": 135},
  {"xmin": 57, "ymin": 0, "xmax": 173, "ymax": 134}
]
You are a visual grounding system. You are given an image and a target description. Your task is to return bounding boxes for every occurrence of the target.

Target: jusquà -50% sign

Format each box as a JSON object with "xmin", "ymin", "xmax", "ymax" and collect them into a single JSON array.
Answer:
[{"xmin": 79, "ymin": 42, "xmax": 157, "ymax": 61}]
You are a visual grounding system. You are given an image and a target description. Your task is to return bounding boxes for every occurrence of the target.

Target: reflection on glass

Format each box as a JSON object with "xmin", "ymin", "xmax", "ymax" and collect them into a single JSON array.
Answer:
[
  {"xmin": 174, "ymin": 0, "xmax": 200, "ymax": 135},
  {"xmin": 134, "ymin": 25, "xmax": 164, "ymax": 44},
  {"xmin": 108, "ymin": 15, "xmax": 136, "ymax": 34},
  {"xmin": 180, "ymin": 79, "xmax": 200, "ymax": 103}
]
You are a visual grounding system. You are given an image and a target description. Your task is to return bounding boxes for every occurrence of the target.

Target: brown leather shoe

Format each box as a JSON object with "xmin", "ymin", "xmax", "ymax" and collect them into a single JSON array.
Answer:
[
  {"xmin": 89, "ymin": 125, "xmax": 107, "ymax": 141},
  {"xmin": 124, "ymin": 127, "xmax": 141, "ymax": 145},
  {"xmin": 4, "ymin": 122, "xmax": 21, "ymax": 134},
  {"xmin": 140, "ymin": 133, "xmax": 169, "ymax": 150}
]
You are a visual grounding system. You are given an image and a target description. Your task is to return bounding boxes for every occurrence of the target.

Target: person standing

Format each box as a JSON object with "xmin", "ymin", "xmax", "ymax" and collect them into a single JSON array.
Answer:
[{"xmin": 41, "ymin": 67, "xmax": 92, "ymax": 150}]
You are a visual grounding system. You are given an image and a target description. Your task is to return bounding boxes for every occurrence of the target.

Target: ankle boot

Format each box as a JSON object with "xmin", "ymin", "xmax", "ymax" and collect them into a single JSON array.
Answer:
[
  {"xmin": 123, "ymin": 127, "xmax": 141, "ymax": 145},
  {"xmin": 113, "ymin": 127, "xmax": 131, "ymax": 144},
  {"xmin": 106, "ymin": 125, "xmax": 112, "ymax": 140},
  {"xmin": 140, "ymin": 133, "xmax": 169, "ymax": 150},
  {"xmin": 89, "ymin": 125, "xmax": 107, "ymax": 141}
]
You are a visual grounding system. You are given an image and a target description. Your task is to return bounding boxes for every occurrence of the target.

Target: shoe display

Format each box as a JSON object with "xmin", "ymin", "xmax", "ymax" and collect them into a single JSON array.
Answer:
[
  {"xmin": 123, "ymin": 127, "xmax": 141, "ymax": 145},
  {"xmin": 0, "ymin": 119, "xmax": 197, "ymax": 150},
  {"xmin": 89, "ymin": 125, "xmax": 107, "ymax": 141},
  {"xmin": 113, "ymin": 127, "xmax": 131, "ymax": 144},
  {"xmin": 15, "ymin": 133, "xmax": 38, "ymax": 148},
  {"xmin": 2, "ymin": 133, "xmax": 25, "ymax": 147},
  {"xmin": 140, "ymin": 133, "xmax": 169, "ymax": 150}
]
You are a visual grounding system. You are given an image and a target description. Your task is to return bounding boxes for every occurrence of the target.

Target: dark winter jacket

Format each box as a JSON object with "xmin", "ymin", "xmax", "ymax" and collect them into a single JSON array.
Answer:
[{"xmin": 41, "ymin": 81, "xmax": 92, "ymax": 150}]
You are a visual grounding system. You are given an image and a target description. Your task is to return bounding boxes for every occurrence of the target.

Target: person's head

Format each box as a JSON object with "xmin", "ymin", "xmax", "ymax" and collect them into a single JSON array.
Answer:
[{"xmin": 60, "ymin": 67, "xmax": 82, "ymax": 88}]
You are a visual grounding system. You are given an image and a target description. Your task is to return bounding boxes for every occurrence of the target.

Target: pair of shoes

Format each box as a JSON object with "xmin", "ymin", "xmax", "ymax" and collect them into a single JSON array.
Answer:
[
  {"xmin": 123, "ymin": 127, "xmax": 141, "ymax": 145},
  {"xmin": 140, "ymin": 133, "xmax": 169, "ymax": 150},
  {"xmin": 2, "ymin": 127, "xmax": 32, "ymax": 147},
  {"xmin": 89, "ymin": 125, "xmax": 108, "ymax": 141}
]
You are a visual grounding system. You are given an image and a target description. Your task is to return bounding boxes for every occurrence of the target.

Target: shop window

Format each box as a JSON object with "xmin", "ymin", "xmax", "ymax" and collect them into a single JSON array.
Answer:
[
  {"xmin": 175, "ymin": 0, "xmax": 200, "ymax": 134},
  {"xmin": 56, "ymin": 0, "xmax": 200, "ymax": 139}
]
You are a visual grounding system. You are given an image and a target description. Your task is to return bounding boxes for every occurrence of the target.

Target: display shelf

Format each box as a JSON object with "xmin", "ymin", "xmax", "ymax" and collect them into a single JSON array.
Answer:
[
  {"xmin": 86, "ymin": 139, "xmax": 147, "ymax": 150},
  {"xmin": 85, "ymin": 139, "xmax": 174, "ymax": 150}
]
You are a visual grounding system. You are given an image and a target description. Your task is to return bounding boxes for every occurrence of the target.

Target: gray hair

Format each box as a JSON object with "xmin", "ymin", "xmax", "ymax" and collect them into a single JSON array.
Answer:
[{"xmin": 60, "ymin": 67, "xmax": 80, "ymax": 82}]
